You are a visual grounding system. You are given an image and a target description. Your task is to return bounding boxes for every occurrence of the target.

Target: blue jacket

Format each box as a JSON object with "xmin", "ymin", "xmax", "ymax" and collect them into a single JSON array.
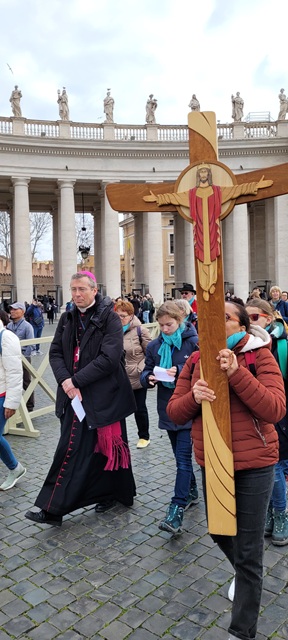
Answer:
[
  {"xmin": 140, "ymin": 324, "xmax": 198, "ymax": 431},
  {"xmin": 274, "ymin": 299, "xmax": 288, "ymax": 323}
]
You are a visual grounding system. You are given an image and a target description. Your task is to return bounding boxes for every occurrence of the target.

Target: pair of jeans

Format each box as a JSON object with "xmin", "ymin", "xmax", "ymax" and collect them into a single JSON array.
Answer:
[
  {"xmin": 142, "ymin": 310, "xmax": 150, "ymax": 324},
  {"xmin": 0, "ymin": 396, "xmax": 18, "ymax": 470},
  {"xmin": 32, "ymin": 325, "xmax": 43, "ymax": 351},
  {"xmin": 202, "ymin": 465, "xmax": 274, "ymax": 640},
  {"xmin": 133, "ymin": 388, "xmax": 149, "ymax": 440},
  {"xmin": 270, "ymin": 459, "xmax": 288, "ymax": 511},
  {"xmin": 167, "ymin": 429, "xmax": 195, "ymax": 507}
]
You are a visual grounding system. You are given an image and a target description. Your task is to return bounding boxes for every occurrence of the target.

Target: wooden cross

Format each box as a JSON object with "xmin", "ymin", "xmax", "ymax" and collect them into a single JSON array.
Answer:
[{"xmin": 106, "ymin": 112, "xmax": 288, "ymax": 535}]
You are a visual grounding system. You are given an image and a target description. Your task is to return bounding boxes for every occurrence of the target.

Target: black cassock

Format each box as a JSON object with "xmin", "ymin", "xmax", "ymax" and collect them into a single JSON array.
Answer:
[
  {"xmin": 35, "ymin": 413, "xmax": 136, "ymax": 516},
  {"xmin": 35, "ymin": 304, "xmax": 136, "ymax": 516}
]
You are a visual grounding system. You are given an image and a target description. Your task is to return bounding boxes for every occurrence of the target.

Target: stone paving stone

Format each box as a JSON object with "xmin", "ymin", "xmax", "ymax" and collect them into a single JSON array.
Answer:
[
  {"xmin": 2, "ymin": 596, "xmax": 31, "ymax": 617},
  {"xmin": 22, "ymin": 586, "xmax": 51, "ymax": 606},
  {"xmin": 48, "ymin": 608, "xmax": 81, "ymax": 631},
  {"xmin": 2, "ymin": 615, "xmax": 35, "ymax": 637},
  {"xmin": 169, "ymin": 618, "xmax": 203, "ymax": 639},
  {"xmin": 26, "ymin": 601, "xmax": 57, "ymax": 623},
  {"xmin": 98, "ymin": 619, "xmax": 132, "ymax": 640},
  {"xmin": 119, "ymin": 608, "xmax": 150, "ymax": 629},
  {"xmin": 142, "ymin": 612, "xmax": 174, "ymax": 635},
  {"xmin": 26, "ymin": 621, "xmax": 60, "ymax": 639}
]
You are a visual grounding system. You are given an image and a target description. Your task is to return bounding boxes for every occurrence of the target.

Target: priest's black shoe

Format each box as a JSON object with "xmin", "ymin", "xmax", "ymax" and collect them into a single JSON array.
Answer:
[
  {"xmin": 25, "ymin": 509, "xmax": 62, "ymax": 526},
  {"xmin": 95, "ymin": 500, "xmax": 116, "ymax": 513}
]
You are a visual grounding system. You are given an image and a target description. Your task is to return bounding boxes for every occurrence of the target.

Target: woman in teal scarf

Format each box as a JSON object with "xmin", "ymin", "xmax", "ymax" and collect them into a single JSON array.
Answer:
[
  {"xmin": 246, "ymin": 298, "xmax": 288, "ymax": 546},
  {"xmin": 140, "ymin": 301, "xmax": 198, "ymax": 534}
]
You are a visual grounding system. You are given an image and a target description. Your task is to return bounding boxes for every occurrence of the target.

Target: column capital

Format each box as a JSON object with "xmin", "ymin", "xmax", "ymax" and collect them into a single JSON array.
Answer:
[
  {"xmin": 11, "ymin": 176, "xmax": 30, "ymax": 187},
  {"xmin": 57, "ymin": 179, "xmax": 75, "ymax": 189}
]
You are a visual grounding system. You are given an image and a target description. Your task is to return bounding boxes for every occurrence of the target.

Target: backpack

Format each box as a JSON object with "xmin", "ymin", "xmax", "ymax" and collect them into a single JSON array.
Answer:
[{"xmin": 137, "ymin": 325, "xmax": 142, "ymax": 346}]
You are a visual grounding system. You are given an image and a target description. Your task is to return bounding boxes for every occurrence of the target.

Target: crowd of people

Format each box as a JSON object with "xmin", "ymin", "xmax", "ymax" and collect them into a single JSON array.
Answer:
[{"xmin": 1, "ymin": 277, "xmax": 288, "ymax": 640}]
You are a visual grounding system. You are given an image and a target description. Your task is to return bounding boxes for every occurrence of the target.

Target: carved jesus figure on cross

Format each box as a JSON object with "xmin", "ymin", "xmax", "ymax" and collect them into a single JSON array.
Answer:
[{"xmin": 144, "ymin": 163, "xmax": 271, "ymax": 301}]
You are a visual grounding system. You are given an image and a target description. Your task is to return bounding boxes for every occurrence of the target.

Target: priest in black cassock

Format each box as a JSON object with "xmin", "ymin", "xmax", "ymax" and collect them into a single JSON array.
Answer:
[{"xmin": 25, "ymin": 271, "xmax": 136, "ymax": 526}]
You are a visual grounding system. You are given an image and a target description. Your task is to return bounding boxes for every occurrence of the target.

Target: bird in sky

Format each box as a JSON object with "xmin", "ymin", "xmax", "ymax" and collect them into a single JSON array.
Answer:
[{"xmin": 6, "ymin": 63, "xmax": 13, "ymax": 74}]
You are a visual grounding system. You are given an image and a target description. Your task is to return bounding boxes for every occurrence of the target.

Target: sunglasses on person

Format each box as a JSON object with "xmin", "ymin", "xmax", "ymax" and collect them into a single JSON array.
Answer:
[
  {"xmin": 248, "ymin": 313, "xmax": 269, "ymax": 322},
  {"xmin": 225, "ymin": 313, "xmax": 239, "ymax": 322},
  {"xmin": 181, "ymin": 291, "xmax": 191, "ymax": 295}
]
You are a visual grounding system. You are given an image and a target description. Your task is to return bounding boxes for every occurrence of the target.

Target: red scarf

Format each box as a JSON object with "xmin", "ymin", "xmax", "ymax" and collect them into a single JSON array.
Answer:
[{"xmin": 94, "ymin": 421, "xmax": 130, "ymax": 471}]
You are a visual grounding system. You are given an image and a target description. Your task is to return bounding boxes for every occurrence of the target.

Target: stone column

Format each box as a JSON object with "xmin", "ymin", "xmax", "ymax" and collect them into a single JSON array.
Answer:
[
  {"xmin": 100, "ymin": 185, "xmax": 121, "ymax": 298},
  {"xmin": 58, "ymin": 180, "xmax": 77, "ymax": 307},
  {"xmin": 232, "ymin": 203, "xmax": 249, "ymax": 302},
  {"xmin": 222, "ymin": 214, "xmax": 234, "ymax": 290},
  {"xmin": 11, "ymin": 177, "xmax": 33, "ymax": 302},
  {"xmin": 174, "ymin": 214, "xmax": 196, "ymax": 292},
  {"xmin": 92, "ymin": 205, "xmax": 103, "ymax": 286},
  {"xmin": 134, "ymin": 213, "xmax": 145, "ymax": 291},
  {"xmin": 265, "ymin": 199, "xmax": 275, "ymax": 285},
  {"xmin": 51, "ymin": 203, "xmax": 60, "ymax": 286},
  {"xmin": 145, "ymin": 211, "xmax": 163, "ymax": 305},
  {"xmin": 274, "ymin": 194, "xmax": 288, "ymax": 289}
]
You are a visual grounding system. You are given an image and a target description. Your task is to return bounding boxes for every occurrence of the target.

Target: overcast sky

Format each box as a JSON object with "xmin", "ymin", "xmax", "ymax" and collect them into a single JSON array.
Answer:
[
  {"xmin": 1, "ymin": 0, "xmax": 287, "ymax": 259},
  {"xmin": 0, "ymin": 0, "xmax": 287, "ymax": 125}
]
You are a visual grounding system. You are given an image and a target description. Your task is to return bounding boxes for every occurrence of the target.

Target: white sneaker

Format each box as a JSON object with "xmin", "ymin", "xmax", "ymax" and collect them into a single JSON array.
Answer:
[
  {"xmin": 0, "ymin": 463, "xmax": 26, "ymax": 490},
  {"xmin": 228, "ymin": 576, "xmax": 235, "ymax": 602},
  {"xmin": 36, "ymin": 350, "xmax": 43, "ymax": 355}
]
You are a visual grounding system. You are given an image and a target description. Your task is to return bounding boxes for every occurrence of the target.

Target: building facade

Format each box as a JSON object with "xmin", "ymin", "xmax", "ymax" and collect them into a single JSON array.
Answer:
[{"xmin": 0, "ymin": 116, "xmax": 287, "ymax": 306}]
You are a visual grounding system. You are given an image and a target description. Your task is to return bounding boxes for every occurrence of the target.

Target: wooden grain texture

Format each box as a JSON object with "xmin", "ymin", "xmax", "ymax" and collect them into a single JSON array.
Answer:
[
  {"xmin": 106, "ymin": 182, "xmax": 177, "ymax": 212},
  {"xmin": 235, "ymin": 163, "xmax": 288, "ymax": 204}
]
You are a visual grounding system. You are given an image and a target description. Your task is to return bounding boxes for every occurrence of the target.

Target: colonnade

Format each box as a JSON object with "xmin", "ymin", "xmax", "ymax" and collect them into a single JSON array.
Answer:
[{"xmin": 7, "ymin": 174, "xmax": 288, "ymax": 305}]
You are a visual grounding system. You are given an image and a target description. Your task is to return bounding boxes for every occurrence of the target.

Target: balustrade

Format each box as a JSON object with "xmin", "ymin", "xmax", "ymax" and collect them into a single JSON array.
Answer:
[{"xmin": 0, "ymin": 117, "xmax": 286, "ymax": 141}]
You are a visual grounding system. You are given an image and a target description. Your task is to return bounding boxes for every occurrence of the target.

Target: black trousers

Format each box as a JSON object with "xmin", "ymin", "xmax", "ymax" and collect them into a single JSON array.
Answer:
[
  {"xmin": 202, "ymin": 465, "xmax": 274, "ymax": 640},
  {"xmin": 133, "ymin": 388, "xmax": 149, "ymax": 440}
]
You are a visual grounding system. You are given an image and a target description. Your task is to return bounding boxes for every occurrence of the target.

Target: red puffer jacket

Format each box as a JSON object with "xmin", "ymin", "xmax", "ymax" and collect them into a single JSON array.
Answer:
[{"xmin": 167, "ymin": 332, "xmax": 286, "ymax": 471}]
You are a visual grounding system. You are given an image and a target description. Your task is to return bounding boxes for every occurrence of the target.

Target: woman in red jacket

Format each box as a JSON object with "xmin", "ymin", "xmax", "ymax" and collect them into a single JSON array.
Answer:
[{"xmin": 167, "ymin": 301, "xmax": 286, "ymax": 640}]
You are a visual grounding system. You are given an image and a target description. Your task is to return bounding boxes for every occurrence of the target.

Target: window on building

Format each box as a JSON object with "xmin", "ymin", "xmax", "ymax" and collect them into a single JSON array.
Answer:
[
  {"xmin": 169, "ymin": 264, "xmax": 175, "ymax": 277},
  {"xmin": 169, "ymin": 233, "xmax": 174, "ymax": 255}
]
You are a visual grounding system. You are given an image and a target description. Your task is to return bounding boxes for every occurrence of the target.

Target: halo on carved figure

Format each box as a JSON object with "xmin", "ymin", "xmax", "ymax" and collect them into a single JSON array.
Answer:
[{"xmin": 174, "ymin": 160, "xmax": 237, "ymax": 222}]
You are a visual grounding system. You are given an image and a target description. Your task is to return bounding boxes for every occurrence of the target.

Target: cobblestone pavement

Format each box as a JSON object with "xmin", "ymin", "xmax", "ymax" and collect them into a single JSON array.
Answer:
[{"xmin": 0, "ymin": 322, "xmax": 288, "ymax": 639}]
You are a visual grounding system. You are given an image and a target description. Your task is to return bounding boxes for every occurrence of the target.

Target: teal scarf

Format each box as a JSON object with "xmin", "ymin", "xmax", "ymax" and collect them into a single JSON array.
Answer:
[
  {"xmin": 158, "ymin": 323, "xmax": 185, "ymax": 388},
  {"xmin": 189, "ymin": 296, "xmax": 195, "ymax": 306},
  {"xmin": 227, "ymin": 331, "xmax": 246, "ymax": 350},
  {"xmin": 123, "ymin": 323, "xmax": 130, "ymax": 334},
  {"xmin": 266, "ymin": 323, "xmax": 287, "ymax": 379}
]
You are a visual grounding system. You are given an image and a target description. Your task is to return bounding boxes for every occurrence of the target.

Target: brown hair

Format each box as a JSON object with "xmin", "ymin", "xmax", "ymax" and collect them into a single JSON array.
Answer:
[
  {"xmin": 114, "ymin": 300, "xmax": 134, "ymax": 315},
  {"xmin": 245, "ymin": 298, "xmax": 274, "ymax": 317},
  {"xmin": 156, "ymin": 301, "xmax": 182, "ymax": 323}
]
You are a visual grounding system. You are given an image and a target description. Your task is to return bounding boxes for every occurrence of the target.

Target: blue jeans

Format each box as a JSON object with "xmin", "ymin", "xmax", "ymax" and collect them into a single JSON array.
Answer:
[
  {"xmin": 33, "ymin": 325, "xmax": 43, "ymax": 351},
  {"xmin": 270, "ymin": 459, "xmax": 288, "ymax": 511},
  {"xmin": 202, "ymin": 465, "xmax": 274, "ymax": 640},
  {"xmin": 0, "ymin": 396, "xmax": 18, "ymax": 470},
  {"xmin": 167, "ymin": 429, "xmax": 195, "ymax": 507},
  {"xmin": 142, "ymin": 310, "xmax": 150, "ymax": 323}
]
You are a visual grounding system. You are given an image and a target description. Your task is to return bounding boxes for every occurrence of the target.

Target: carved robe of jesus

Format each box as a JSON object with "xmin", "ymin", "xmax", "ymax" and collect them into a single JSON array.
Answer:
[{"xmin": 144, "ymin": 165, "xmax": 272, "ymax": 300}]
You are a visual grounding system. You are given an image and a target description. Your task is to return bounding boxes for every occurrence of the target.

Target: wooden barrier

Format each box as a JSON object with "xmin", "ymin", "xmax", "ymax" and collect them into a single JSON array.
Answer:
[{"xmin": 4, "ymin": 323, "xmax": 159, "ymax": 438}]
